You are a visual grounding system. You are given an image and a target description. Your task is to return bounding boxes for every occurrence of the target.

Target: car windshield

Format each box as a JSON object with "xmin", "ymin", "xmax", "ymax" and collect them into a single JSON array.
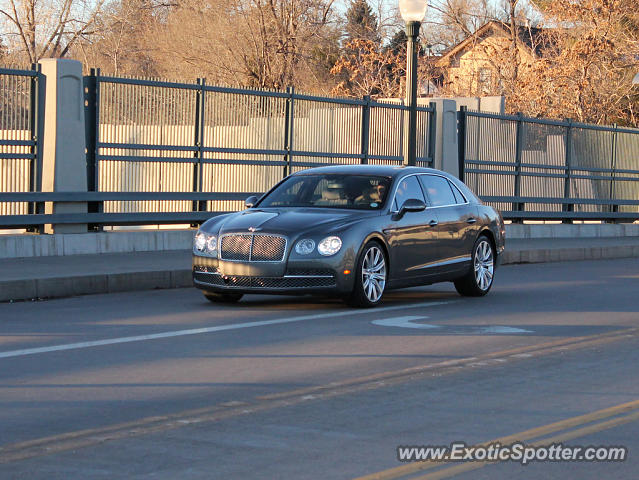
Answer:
[{"xmin": 258, "ymin": 174, "xmax": 392, "ymax": 210}]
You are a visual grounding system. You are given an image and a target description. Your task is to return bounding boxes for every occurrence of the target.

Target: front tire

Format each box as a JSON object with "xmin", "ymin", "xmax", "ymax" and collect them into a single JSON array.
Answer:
[
  {"xmin": 454, "ymin": 235, "xmax": 495, "ymax": 297},
  {"xmin": 347, "ymin": 241, "xmax": 387, "ymax": 308},
  {"xmin": 204, "ymin": 292, "xmax": 243, "ymax": 303}
]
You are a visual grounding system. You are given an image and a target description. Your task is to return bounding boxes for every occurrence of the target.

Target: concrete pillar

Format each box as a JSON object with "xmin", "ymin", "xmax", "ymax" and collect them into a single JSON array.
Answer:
[
  {"xmin": 39, "ymin": 58, "xmax": 87, "ymax": 233},
  {"xmin": 478, "ymin": 96, "xmax": 505, "ymax": 114},
  {"xmin": 431, "ymin": 99, "xmax": 459, "ymax": 178}
]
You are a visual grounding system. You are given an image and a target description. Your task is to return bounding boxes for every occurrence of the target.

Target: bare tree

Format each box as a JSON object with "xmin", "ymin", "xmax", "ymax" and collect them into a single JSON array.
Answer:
[
  {"xmin": 75, "ymin": 0, "xmax": 165, "ymax": 76},
  {"xmin": 422, "ymin": 0, "xmax": 496, "ymax": 50},
  {"xmin": 151, "ymin": 0, "xmax": 339, "ymax": 90},
  {"xmin": 330, "ymin": 38, "xmax": 403, "ymax": 97},
  {"xmin": 512, "ymin": 0, "xmax": 639, "ymax": 124},
  {"xmin": 0, "ymin": 0, "xmax": 107, "ymax": 63}
]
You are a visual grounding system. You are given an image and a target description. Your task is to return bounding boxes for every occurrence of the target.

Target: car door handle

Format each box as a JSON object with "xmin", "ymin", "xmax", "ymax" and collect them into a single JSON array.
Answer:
[
  {"xmin": 428, "ymin": 220, "xmax": 438, "ymax": 227},
  {"xmin": 466, "ymin": 217, "xmax": 477, "ymax": 224}
]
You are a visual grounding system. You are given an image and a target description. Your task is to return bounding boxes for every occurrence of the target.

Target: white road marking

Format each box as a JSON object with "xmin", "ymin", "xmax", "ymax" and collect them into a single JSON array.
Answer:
[
  {"xmin": 372, "ymin": 316, "xmax": 438, "ymax": 329},
  {"xmin": 481, "ymin": 326, "xmax": 533, "ymax": 334},
  {"xmin": 0, "ymin": 300, "xmax": 451, "ymax": 360},
  {"xmin": 372, "ymin": 317, "xmax": 533, "ymax": 334}
]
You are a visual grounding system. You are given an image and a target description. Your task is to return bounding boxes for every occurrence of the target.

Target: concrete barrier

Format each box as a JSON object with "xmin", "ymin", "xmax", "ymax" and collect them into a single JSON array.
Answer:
[
  {"xmin": 506, "ymin": 223, "xmax": 639, "ymax": 239},
  {"xmin": 0, "ymin": 230, "xmax": 195, "ymax": 259},
  {"xmin": 0, "ymin": 223, "xmax": 638, "ymax": 259},
  {"xmin": 1, "ymin": 228, "xmax": 638, "ymax": 301}
]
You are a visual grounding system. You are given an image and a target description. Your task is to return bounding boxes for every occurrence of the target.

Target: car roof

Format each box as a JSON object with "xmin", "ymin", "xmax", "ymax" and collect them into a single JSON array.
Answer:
[{"xmin": 292, "ymin": 164, "xmax": 449, "ymax": 178}]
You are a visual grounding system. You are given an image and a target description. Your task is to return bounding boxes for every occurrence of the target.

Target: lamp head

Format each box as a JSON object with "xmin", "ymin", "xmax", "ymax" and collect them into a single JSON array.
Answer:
[{"xmin": 399, "ymin": 0, "xmax": 428, "ymax": 23}]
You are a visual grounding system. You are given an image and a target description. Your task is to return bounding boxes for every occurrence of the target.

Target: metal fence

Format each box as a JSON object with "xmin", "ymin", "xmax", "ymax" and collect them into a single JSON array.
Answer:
[
  {"xmin": 459, "ymin": 108, "xmax": 639, "ymax": 221},
  {"xmin": 85, "ymin": 71, "xmax": 435, "ymax": 218},
  {"xmin": 0, "ymin": 66, "xmax": 40, "ymax": 217},
  {"xmin": 4, "ymin": 65, "xmax": 638, "ymax": 230}
]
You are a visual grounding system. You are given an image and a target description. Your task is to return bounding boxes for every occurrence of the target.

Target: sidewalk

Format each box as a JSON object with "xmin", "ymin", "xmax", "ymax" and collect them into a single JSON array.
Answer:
[{"xmin": 1, "ymin": 237, "xmax": 639, "ymax": 302}]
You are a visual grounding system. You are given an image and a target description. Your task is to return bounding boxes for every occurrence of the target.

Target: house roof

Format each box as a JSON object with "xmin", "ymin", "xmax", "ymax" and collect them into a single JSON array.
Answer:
[{"xmin": 435, "ymin": 21, "xmax": 548, "ymax": 67}]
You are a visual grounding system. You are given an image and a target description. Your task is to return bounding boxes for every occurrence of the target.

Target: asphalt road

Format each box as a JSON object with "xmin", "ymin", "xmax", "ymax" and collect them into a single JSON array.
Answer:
[{"xmin": 0, "ymin": 258, "xmax": 638, "ymax": 479}]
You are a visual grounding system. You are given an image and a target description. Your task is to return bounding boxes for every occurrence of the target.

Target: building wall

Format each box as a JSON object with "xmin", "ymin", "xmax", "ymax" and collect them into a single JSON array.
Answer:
[{"xmin": 441, "ymin": 35, "xmax": 534, "ymax": 96}]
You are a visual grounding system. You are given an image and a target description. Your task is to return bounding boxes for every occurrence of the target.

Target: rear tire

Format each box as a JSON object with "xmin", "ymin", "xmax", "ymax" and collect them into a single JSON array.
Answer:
[
  {"xmin": 204, "ymin": 292, "xmax": 243, "ymax": 303},
  {"xmin": 347, "ymin": 241, "xmax": 387, "ymax": 308},
  {"xmin": 454, "ymin": 235, "xmax": 495, "ymax": 297}
]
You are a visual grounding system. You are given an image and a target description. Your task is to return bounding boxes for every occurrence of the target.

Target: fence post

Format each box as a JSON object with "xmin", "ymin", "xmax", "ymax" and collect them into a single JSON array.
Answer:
[
  {"xmin": 28, "ymin": 63, "xmax": 38, "ymax": 209},
  {"xmin": 27, "ymin": 63, "xmax": 44, "ymax": 232},
  {"xmin": 512, "ymin": 112, "xmax": 524, "ymax": 218},
  {"xmin": 609, "ymin": 123, "xmax": 618, "ymax": 220},
  {"xmin": 84, "ymin": 68, "xmax": 100, "ymax": 194},
  {"xmin": 283, "ymin": 86, "xmax": 295, "ymax": 178},
  {"xmin": 399, "ymin": 98, "xmax": 405, "ymax": 165},
  {"xmin": 427, "ymin": 101, "xmax": 437, "ymax": 168},
  {"xmin": 457, "ymin": 106, "xmax": 467, "ymax": 182},
  {"xmin": 192, "ymin": 78, "xmax": 206, "ymax": 215},
  {"xmin": 84, "ymin": 68, "xmax": 102, "ymax": 231},
  {"xmin": 562, "ymin": 118, "xmax": 573, "ymax": 223},
  {"xmin": 360, "ymin": 95, "xmax": 370, "ymax": 164}
]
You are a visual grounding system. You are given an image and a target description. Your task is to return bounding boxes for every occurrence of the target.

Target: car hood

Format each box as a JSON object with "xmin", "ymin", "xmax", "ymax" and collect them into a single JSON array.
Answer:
[{"xmin": 214, "ymin": 208, "xmax": 377, "ymax": 235}]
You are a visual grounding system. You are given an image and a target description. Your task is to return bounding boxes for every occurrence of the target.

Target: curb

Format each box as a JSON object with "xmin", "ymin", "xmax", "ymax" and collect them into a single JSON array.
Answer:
[
  {"xmin": 502, "ymin": 245, "xmax": 639, "ymax": 265},
  {"xmin": 0, "ymin": 270, "xmax": 192, "ymax": 302},
  {"xmin": 2, "ymin": 246, "xmax": 639, "ymax": 302}
]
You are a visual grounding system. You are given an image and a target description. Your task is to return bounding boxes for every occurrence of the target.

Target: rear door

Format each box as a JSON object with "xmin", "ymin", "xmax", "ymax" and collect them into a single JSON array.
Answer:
[{"xmin": 418, "ymin": 174, "xmax": 478, "ymax": 275}]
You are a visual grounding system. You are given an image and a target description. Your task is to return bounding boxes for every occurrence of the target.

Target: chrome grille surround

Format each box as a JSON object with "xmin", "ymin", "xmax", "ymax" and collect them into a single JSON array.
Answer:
[{"xmin": 219, "ymin": 233, "xmax": 287, "ymax": 262}]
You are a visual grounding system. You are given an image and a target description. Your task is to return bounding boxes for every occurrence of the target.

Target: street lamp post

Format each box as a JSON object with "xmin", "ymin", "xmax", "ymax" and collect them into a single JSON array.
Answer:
[{"xmin": 399, "ymin": 0, "xmax": 428, "ymax": 166}]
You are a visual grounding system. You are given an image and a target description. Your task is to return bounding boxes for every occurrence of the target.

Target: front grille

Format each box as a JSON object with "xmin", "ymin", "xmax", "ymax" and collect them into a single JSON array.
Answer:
[
  {"xmin": 219, "ymin": 234, "xmax": 286, "ymax": 262},
  {"xmin": 220, "ymin": 234, "xmax": 252, "ymax": 261},
  {"xmin": 252, "ymin": 235, "xmax": 286, "ymax": 261},
  {"xmin": 286, "ymin": 268, "xmax": 335, "ymax": 277},
  {"xmin": 194, "ymin": 271, "xmax": 336, "ymax": 289}
]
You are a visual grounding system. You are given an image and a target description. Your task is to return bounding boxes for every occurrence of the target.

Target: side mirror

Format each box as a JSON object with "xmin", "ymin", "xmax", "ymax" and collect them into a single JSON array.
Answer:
[
  {"xmin": 399, "ymin": 198, "xmax": 426, "ymax": 216},
  {"xmin": 245, "ymin": 195, "xmax": 258, "ymax": 208}
]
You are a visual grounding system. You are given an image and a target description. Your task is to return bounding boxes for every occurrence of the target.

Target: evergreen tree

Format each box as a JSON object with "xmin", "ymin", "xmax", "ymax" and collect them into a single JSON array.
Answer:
[
  {"xmin": 386, "ymin": 29, "xmax": 407, "ymax": 56},
  {"xmin": 345, "ymin": 0, "xmax": 381, "ymax": 45}
]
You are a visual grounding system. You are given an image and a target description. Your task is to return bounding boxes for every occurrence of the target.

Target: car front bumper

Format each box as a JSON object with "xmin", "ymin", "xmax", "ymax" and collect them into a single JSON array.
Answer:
[{"xmin": 192, "ymin": 254, "xmax": 356, "ymax": 295}]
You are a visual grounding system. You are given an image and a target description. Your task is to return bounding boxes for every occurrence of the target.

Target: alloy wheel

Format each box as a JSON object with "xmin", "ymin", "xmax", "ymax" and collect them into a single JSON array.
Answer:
[
  {"xmin": 361, "ymin": 246, "xmax": 386, "ymax": 303},
  {"xmin": 474, "ymin": 239, "xmax": 494, "ymax": 291}
]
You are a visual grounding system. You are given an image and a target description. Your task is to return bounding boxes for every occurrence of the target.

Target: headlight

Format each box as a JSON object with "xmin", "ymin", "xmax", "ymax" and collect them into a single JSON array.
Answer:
[
  {"xmin": 318, "ymin": 236, "xmax": 342, "ymax": 256},
  {"xmin": 295, "ymin": 239, "xmax": 316, "ymax": 255},
  {"xmin": 194, "ymin": 231, "xmax": 217, "ymax": 256},
  {"xmin": 194, "ymin": 232, "xmax": 206, "ymax": 252},
  {"xmin": 206, "ymin": 235, "xmax": 217, "ymax": 254}
]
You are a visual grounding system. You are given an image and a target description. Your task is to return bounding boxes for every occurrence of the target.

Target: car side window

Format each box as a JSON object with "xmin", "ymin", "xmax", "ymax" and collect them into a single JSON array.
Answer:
[
  {"xmin": 419, "ymin": 175, "xmax": 457, "ymax": 207},
  {"xmin": 393, "ymin": 175, "xmax": 425, "ymax": 211},
  {"xmin": 449, "ymin": 181, "xmax": 467, "ymax": 204}
]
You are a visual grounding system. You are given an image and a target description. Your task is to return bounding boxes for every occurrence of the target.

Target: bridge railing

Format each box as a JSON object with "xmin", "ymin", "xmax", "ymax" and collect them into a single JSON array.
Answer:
[
  {"xmin": 86, "ymin": 72, "xmax": 435, "ymax": 217},
  {"xmin": 0, "ymin": 192, "xmax": 256, "ymax": 229},
  {"xmin": 0, "ymin": 66, "xmax": 41, "ymax": 220},
  {"xmin": 458, "ymin": 107, "xmax": 639, "ymax": 222}
]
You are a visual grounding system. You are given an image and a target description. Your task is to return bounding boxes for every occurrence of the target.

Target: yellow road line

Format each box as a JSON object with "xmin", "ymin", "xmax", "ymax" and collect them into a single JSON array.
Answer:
[
  {"xmin": 355, "ymin": 399, "xmax": 639, "ymax": 480},
  {"xmin": 414, "ymin": 409, "xmax": 639, "ymax": 480},
  {"xmin": 1, "ymin": 328, "xmax": 637, "ymax": 465},
  {"xmin": 259, "ymin": 327, "xmax": 639, "ymax": 402}
]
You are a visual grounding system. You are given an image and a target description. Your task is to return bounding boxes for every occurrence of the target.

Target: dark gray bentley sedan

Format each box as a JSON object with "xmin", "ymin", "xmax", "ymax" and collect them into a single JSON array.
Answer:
[{"xmin": 193, "ymin": 165, "xmax": 505, "ymax": 307}]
